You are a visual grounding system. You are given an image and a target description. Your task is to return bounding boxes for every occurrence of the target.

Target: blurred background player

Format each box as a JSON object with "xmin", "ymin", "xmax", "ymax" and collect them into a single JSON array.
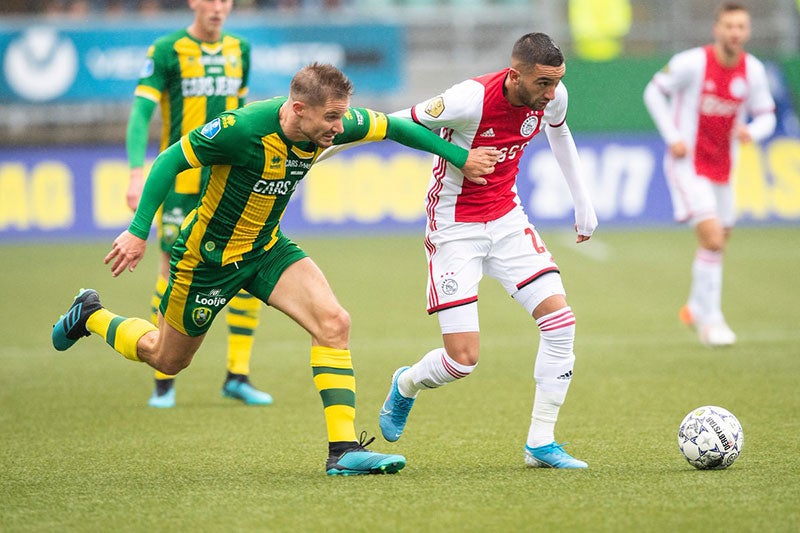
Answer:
[
  {"xmin": 643, "ymin": 1, "xmax": 775, "ymax": 347},
  {"xmin": 126, "ymin": 0, "xmax": 272, "ymax": 407},
  {"xmin": 377, "ymin": 32, "xmax": 597, "ymax": 468}
]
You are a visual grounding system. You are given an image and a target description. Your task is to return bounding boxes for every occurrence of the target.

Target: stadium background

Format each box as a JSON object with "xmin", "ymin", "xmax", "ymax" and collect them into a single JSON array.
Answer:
[{"xmin": 1, "ymin": 0, "xmax": 799, "ymax": 243}]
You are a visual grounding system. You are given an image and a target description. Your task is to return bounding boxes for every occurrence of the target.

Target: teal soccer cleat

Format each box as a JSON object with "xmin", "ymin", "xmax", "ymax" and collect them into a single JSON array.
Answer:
[
  {"xmin": 52, "ymin": 289, "xmax": 103, "ymax": 351},
  {"xmin": 222, "ymin": 376, "xmax": 273, "ymax": 406},
  {"xmin": 524, "ymin": 442, "xmax": 588, "ymax": 469},
  {"xmin": 379, "ymin": 366, "xmax": 415, "ymax": 442},
  {"xmin": 326, "ymin": 433, "xmax": 406, "ymax": 476},
  {"xmin": 148, "ymin": 385, "xmax": 176, "ymax": 409}
]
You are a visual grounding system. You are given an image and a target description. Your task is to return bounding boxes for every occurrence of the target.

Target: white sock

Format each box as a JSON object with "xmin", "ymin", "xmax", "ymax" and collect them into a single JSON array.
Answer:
[
  {"xmin": 526, "ymin": 308, "xmax": 575, "ymax": 449},
  {"xmin": 527, "ymin": 388, "xmax": 565, "ymax": 448},
  {"xmin": 398, "ymin": 348, "xmax": 475, "ymax": 398},
  {"xmin": 690, "ymin": 248, "xmax": 723, "ymax": 324}
]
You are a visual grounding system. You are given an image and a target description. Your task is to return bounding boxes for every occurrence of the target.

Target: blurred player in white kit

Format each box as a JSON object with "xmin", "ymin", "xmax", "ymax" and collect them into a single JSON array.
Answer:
[{"xmin": 644, "ymin": 1, "xmax": 775, "ymax": 347}]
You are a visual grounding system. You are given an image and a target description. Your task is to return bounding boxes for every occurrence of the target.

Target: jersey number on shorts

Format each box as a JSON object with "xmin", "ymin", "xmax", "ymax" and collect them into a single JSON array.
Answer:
[{"xmin": 525, "ymin": 227, "xmax": 547, "ymax": 254}]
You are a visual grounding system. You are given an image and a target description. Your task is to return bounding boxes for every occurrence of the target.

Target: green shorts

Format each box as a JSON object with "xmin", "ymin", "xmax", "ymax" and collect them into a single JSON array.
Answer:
[{"xmin": 160, "ymin": 232, "xmax": 307, "ymax": 336}]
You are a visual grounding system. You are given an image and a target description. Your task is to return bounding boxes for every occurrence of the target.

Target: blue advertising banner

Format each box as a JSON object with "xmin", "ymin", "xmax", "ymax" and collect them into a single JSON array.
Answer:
[
  {"xmin": 1, "ymin": 134, "xmax": 798, "ymax": 244},
  {"xmin": 0, "ymin": 19, "xmax": 402, "ymax": 103}
]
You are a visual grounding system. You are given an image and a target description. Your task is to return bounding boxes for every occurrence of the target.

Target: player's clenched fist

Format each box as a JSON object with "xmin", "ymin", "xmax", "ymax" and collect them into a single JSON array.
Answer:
[{"xmin": 462, "ymin": 146, "xmax": 501, "ymax": 185}]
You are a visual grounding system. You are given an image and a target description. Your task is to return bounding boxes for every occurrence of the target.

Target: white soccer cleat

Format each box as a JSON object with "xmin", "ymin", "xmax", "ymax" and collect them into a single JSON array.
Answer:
[{"xmin": 699, "ymin": 322, "xmax": 737, "ymax": 347}]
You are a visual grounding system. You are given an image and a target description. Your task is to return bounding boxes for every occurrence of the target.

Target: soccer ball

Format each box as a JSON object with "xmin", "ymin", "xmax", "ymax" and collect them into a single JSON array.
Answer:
[{"xmin": 677, "ymin": 405, "xmax": 743, "ymax": 470}]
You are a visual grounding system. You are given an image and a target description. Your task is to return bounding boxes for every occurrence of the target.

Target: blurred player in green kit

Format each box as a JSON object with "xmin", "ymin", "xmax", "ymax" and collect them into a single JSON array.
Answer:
[{"xmin": 125, "ymin": 0, "xmax": 272, "ymax": 408}]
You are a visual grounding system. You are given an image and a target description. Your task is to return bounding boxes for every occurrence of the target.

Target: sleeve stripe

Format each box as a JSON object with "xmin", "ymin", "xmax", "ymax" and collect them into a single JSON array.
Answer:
[
  {"xmin": 134, "ymin": 85, "xmax": 161, "ymax": 103},
  {"xmin": 180, "ymin": 135, "xmax": 202, "ymax": 167},
  {"xmin": 369, "ymin": 111, "xmax": 389, "ymax": 140},
  {"xmin": 549, "ymin": 117, "xmax": 566, "ymax": 128}
]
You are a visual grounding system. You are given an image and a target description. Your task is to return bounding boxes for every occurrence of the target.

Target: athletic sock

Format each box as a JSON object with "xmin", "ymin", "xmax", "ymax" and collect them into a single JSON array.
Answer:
[
  {"xmin": 527, "ymin": 307, "xmax": 576, "ymax": 449},
  {"xmin": 399, "ymin": 348, "xmax": 476, "ymax": 398},
  {"xmin": 310, "ymin": 346, "xmax": 357, "ymax": 445},
  {"xmin": 690, "ymin": 248, "xmax": 724, "ymax": 325},
  {"xmin": 154, "ymin": 378, "xmax": 174, "ymax": 396},
  {"xmin": 86, "ymin": 309, "xmax": 156, "ymax": 362},
  {"xmin": 226, "ymin": 290, "xmax": 261, "ymax": 375},
  {"xmin": 527, "ymin": 388, "xmax": 564, "ymax": 448},
  {"xmin": 225, "ymin": 372, "xmax": 247, "ymax": 384}
]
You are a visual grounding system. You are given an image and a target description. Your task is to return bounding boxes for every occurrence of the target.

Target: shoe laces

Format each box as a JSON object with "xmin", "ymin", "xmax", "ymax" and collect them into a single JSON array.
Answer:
[
  {"xmin": 551, "ymin": 442, "xmax": 573, "ymax": 454},
  {"xmin": 351, "ymin": 431, "xmax": 376, "ymax": 452}
]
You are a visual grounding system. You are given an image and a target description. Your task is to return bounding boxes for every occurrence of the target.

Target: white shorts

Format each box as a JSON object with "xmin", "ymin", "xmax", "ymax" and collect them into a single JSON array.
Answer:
[
  {"xmin": 425, "ymin": 206, "xmax": 565, "ymax": 328},
  {"xmin": 665, "ymin": 156, "xmax": 736, "ymax": 227}
]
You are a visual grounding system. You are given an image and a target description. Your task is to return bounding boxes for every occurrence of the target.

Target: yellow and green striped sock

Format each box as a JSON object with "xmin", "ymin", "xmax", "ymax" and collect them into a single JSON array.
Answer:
[
  {"xmin": 86, "ymin": 309, "xmax": 156, "ymax": 362},
  {"xmin": 310, "ymin": 346, "xmax": 356, "ymax": 444},
  {"xmin": 226, "ymin": 291, "xmax": 261, "ymax": 375}
]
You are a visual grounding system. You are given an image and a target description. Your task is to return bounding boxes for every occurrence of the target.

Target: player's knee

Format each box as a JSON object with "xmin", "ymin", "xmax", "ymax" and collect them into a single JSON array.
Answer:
[
  {"xmin": 156, "ymin": 357, "xmax": 190, "ymax": 376},
  {"xmin": 703, "ymin": 239, "xmax": 725, "ymax": 253},
  {"xmin": 699, "ymin": 230, "xmax": 725, "ymax": 252},
  {"xmin": 696, "ymin": 220, "xmax": 726, "ymax": 252},
  {"xmin": 317, "ymin": 306, "xmax": 351, "ymax": 347},
  {"xmin": 447, "ymin": 346, "xmax": 480, "ymax": 367},
  {"xmin": 441, "ymin": 338, "xmax": 480, "ymax": 366}
]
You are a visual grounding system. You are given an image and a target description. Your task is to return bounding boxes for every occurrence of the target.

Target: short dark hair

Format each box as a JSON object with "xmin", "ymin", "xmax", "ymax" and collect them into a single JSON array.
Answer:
[
  {"xmin": 290, "ymin": 62, "xmax": 353, "ymax": 106},
  {"xmin": 716, "ymin": 1, "xmax": 748, "ymax": 20},
  {"xmin": 511, "ymin": 33, "xmax": 564, "ymax": 69}
]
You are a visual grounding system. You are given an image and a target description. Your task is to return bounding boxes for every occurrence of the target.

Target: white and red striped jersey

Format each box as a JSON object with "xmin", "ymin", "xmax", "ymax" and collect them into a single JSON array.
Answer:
[
  {"xmin": 644, "ymin": 45, "xmax": 775, "ymax": 184},
  {"xmin": 402, "ymin": 68, "xmax": 568, "ymax": 226}
]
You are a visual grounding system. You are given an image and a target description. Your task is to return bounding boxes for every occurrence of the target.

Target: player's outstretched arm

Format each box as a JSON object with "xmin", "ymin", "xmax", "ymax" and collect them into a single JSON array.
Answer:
[
  {"xmin": 544, "ymin": 122, "xmax": 597, "ymax": 242},
  {"xmin": 384, "ymin": 115, "xmax": 468, "ymax": 168},
  {"xmin": 385, "ymin": 115, "xmax": 499, "ymax": 180}
]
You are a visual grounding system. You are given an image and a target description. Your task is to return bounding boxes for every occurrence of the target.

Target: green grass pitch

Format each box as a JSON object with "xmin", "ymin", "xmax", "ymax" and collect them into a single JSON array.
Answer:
[{"xmin": 1, "ymin": 226, "xmax": 798, "ymax": 531}]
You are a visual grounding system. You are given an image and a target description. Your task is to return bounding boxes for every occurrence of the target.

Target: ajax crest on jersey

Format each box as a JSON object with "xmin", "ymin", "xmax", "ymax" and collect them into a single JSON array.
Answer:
[{"xmin": 677, "ymin": 405, "xmax": 743, "ymax": 470}]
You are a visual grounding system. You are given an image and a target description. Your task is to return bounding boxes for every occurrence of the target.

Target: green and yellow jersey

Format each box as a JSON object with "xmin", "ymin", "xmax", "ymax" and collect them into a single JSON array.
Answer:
[
  {"xmin": 134, "ymin": 28, "xmax": 250, "ymax": 152},
  {"xmin": 129, "ymin": 97, "xmax": 469, "ymax": 267},
  {"xmin": 127, "ymin": 28, "xmax": 250, "ymax": 248}
]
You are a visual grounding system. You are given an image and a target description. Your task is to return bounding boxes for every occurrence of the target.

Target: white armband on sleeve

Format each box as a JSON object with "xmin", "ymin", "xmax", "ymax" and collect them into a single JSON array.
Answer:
[{"xmin": 544, "ymin": 122, "xmax": 598, "ymax": 237}]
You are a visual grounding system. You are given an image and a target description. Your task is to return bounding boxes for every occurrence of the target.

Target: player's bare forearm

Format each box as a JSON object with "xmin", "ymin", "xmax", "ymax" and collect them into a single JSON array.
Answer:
[{"xmin": 105, "ymin": 230, "xmax": 147, "ymax": 277}]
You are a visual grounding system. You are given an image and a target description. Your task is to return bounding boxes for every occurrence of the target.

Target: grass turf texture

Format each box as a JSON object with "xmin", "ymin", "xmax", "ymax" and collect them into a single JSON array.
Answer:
[{"xmin": 1, "ymin": 227, "xmax": 798, "ymax": 531}]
